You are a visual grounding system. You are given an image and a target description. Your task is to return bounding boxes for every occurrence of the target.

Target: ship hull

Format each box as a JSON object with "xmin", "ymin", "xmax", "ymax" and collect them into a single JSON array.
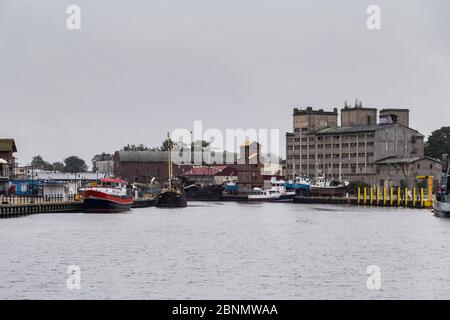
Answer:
[
  {"xmin": 184, "ymin": 185, "xmax": 224, "ymax": 201},
  {"xmin": 310, "ymin": 185, "xmax": 347, "ymax": 197},
  {"xmin": 433, "ymin": 200, "xmax": 450, "ymax": 218},
  {"xmin": 83, "ymin": 190, "xmax": 133, "ymax": 213},
  {"xmin": 248, "ymin": 193, "xmax": 295, "ymax": 202},
  {"xmin": 156, "ymin": 191, "xmax": 187, "ymax": 208}
]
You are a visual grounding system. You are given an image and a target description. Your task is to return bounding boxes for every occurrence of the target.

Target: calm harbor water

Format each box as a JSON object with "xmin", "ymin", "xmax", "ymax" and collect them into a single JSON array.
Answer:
[{"xmin": 0, "ymin": 202, "xmax": 449, "ymax": 299}]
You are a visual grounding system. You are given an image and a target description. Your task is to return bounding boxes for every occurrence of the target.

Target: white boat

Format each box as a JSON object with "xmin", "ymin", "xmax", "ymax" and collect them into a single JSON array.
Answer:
[
  {"xmin": 310, "ymin": 175, "xmax": 349, "ymax": 197},
  {"xmin": 433, "ymin": 154, "xmax": 450, "ymax": 218},
  {"xmin": 433, "ymin": 195, "xmax": 450, "ymax": 218},
  {"xmin": 285, "ymin": 175, "xmax": 311, "ymax": 191},
  {"xmin": 248, "ymin": 178, "xmax": 295, "ymax": 202}
]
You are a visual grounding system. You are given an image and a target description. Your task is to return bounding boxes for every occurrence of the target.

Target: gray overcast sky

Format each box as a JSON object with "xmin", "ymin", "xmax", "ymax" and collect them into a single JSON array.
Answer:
[{"xmin": 1, "ymin": 0, "xmax": 449, "ymax": 166}]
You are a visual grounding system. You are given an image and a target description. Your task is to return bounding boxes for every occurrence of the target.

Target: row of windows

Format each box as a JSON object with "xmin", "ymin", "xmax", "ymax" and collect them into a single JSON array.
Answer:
[
  {"xmin": 288, "ymin": 141, "xmax": 375, "ymax": 148},
  {"xmin": 287, "ymin": 152, "xmax": 375, "ymax": 158},
  {"xmin": 287, "ymin": 164, "xmax": 375, "ymax": 170}
]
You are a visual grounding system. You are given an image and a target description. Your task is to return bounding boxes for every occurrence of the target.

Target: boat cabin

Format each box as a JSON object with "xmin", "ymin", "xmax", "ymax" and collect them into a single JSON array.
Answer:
[{"xmin": 97, "ymin": 178, "xmax": 128, "ymax": 189}]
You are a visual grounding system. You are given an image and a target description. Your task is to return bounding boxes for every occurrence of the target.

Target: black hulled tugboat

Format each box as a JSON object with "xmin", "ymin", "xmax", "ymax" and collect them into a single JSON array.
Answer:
[{"xmin": 156, "ymin": 133, "xmax": 187, "ymax": 208}]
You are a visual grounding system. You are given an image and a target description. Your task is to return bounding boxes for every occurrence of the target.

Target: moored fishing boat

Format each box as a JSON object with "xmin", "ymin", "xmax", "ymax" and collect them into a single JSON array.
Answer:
[
  {"xmin": 309, "ymin": 175, "xmax": 349, "ymax": 197},
  {"xmin": 83, "ymin": 178, "xmax": 133, "ymax": 213},
  {"xmin": 248, "ymin": 178, "xmax": 295, "ymax": 202},
  {"xmin": 156, "ymin": 133, "xmax": 187, "ymax": 208}
]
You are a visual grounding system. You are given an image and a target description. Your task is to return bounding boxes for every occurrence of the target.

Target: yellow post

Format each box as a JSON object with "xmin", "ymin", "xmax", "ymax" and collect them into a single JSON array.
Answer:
[
  {"xmin": 413, "ymin": 188, "xmax": 417, "ymax": 208},
  {"xmin": 376, "ymin": 186, "xmax": 380, "ymax": 206},
  {"xmin": 428, "ymin": 176, "xmax": 433, "ymax": 203},
  {"xmin": 370, "ymin": 186, "xmax": 373, "ymax": 205},
  {"xmin": 383, "ymin": 187, "xmax": 387, "ymax": 206},
  {"xmin": 390, "ymin": 187, "xmax": 394, "ymax": 206},
  {"xmin": 357, "ymin": 187, "xmax": 361, "ymax": 205},
  {"xmin": 363, "ymin": 187, "xmax": 367, "ymax": 205},
  {"xmin": 397, "ymin": 187, "xmax": 401, "ymax": 207},
  {"xmin": 405, "ymin": 188, "xmax": 408, "ymax": 208},
  {"xmin": 420, "ymin": 188, "xmax": 424, "ymax": 208}
]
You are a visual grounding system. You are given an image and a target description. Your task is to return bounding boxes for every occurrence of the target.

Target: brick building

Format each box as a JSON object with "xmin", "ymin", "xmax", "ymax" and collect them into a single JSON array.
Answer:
[
  {"xmin": 113, "ymin": 151, "xmax": 186, "ymax": 183},
  {"xmin": 236, "ymin": 141, "xmax": 264, "ymax": 191},
  {"xmin": 285, "ymin": 106, "xmax": 435, "ymax": 186}
]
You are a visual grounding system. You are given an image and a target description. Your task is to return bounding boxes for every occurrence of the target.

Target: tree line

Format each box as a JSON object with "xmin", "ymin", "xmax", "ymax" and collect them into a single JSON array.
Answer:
[
  {"xmin": 31, "ymin": 155, "xmax": 88, "ymax": 173},
  {"xmin": 424, "ymin": 126, "xmax": 450, "ymax": 160}
]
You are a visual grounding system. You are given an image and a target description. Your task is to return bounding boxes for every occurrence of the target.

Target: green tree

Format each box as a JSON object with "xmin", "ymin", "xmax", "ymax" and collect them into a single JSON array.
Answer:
[
  {"xmin": 31, "ymin": 155, "xmax": 45, "ymax": 168},
  {"xmin": 91, "ymin": 152, "xmax": 112, "ymax": 171},
  {"xmin": 52, "ymin": 162, "xmax": 65, "ymax": 172},
  {"xmin": 159, "ymin": 139, "xmax": 172, "ymax": 152},
  {"xmin": 63, "ymin": 156, "xmax": 88, "ymax": 173},
  {"xmin": 425, "ymin": 127, "xmax": 450, "ymax": 159},
  {"xmin": 31, "ymin": 155, "xmax": 53, "ymax": 171},
  {"xmin": 121, "ymin": 144, "xmax": 150, "ymax": 151}
]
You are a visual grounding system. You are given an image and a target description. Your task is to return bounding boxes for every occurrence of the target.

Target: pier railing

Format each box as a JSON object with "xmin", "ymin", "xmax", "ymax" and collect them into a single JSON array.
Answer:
[
  {"xmin": 0, "ymin": 194, "xmax": 83, "ymax": 218},
  {"xmin": 0, "ymin": 194, "xmax": 80, "ymax": 205}
]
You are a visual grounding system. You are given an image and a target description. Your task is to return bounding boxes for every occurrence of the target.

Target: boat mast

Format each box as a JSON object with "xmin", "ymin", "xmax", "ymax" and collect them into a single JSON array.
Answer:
[{"xmin": 168, "ymin": 132, "xmax": 172, "ymax": 190}]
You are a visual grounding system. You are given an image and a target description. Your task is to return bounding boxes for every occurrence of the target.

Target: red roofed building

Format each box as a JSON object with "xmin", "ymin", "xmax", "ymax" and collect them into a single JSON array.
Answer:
[{"xmin": 183, "ymin": 165, "xmax": 237, "ymax": 185}]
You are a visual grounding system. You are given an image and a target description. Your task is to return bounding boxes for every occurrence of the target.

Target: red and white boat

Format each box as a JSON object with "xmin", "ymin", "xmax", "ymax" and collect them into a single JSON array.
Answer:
[{"xmin": 83, "ymin": 178, "xmax": 133, "ymax": 213}]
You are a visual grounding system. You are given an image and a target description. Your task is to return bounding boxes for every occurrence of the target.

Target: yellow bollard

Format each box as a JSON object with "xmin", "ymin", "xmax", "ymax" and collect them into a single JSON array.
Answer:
[
  {"xmin": 357, "ymin": 187, "xmax": 361, "ymax": 205},
  {"xmin": 390, "ymin": 187, "xmax": 394, "ymax": 206},
  {"xmin": 420, "ymin": 188, "xmax": 424, "ymax": 208},
  {"xmin": 376, "ymin": 186, "xmax": 381, "ymax": 206},
  {"xmin": 413, "ymin": 188, "xmax": 417, "ymax": 208},
  {"xmin": 370, "ymin": 186, "xmax": 373, "ymax": 205},
  {"xmin": 405, "ymin": 188, "xmax": 408, "ymax": 208},
  {"xmin": 383, "ymin": 187, "xmax": 387, "ymax": 206},
  {"xmin": 397, "ymin": 187, "xmax": 401, "ymax": 207},
  {"xmin": 363, "ymin": 187, "xmax": 367, "ymax": 205}
]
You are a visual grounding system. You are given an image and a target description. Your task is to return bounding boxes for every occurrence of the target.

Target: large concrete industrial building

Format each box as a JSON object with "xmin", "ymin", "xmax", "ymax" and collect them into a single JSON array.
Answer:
[{"xmin": 286, "ymin": 105, "xmax": 442, "ymax": 188}]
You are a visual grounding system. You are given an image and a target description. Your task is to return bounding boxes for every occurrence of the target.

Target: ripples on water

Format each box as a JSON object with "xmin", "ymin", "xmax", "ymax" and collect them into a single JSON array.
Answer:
[{"xmin": 0, "ymin": 202, "xmax": 449, "ymax": 299}]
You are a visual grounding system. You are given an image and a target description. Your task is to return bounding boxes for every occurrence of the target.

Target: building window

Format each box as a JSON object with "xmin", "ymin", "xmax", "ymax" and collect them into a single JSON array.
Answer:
[
  {"xmin": 430, "ymin": 164, "xmax": 433, "ymax": 169},
  {"xmin": 417, "ymin": 163, "xmax": 421, "ymax": 169}
]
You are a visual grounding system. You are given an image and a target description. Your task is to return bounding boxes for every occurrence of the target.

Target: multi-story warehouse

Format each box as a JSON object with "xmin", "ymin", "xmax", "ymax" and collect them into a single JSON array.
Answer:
[{"xmin": 286, "ymin": 106, "xmax": 441, "ymax": 188}]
